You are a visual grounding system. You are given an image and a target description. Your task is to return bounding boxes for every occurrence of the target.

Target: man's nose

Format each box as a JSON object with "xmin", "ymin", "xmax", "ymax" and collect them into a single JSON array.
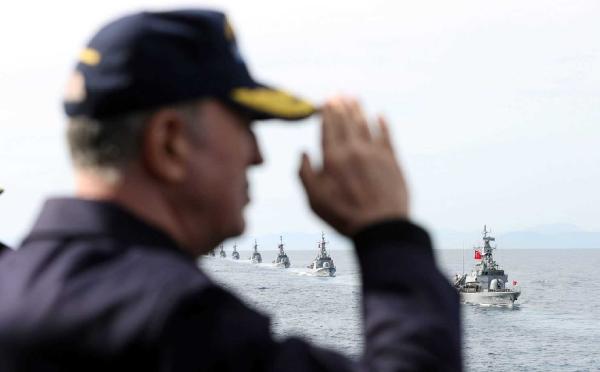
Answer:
[{"xmin": 248, "ymin": 131, "xmax": 264, "ymax": 166}]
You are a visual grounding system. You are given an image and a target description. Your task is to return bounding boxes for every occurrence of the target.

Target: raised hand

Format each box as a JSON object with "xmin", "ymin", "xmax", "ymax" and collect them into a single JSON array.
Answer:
[{"xmin": 299, "ymin": 96, "xmax": 410, "ymax": 236}]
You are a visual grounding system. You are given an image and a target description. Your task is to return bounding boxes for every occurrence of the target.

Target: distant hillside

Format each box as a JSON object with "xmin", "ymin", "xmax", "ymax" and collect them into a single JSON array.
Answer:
[
  {"xmin": 433, "ymin": 225, "xmax": 600, "ymax": 249},
  {"xmin": 497, "ymin": 231, "xmax": 600, "ymax": 249},
  {"xmin": 227, "ymin": 224, "xmax": 600, "ymax": 252}
]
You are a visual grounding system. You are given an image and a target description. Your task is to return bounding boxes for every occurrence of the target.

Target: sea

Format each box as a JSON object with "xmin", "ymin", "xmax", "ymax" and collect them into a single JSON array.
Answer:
[{"xmin": 199, "ymin": 248, "xmax": 600, "ymax": 371}]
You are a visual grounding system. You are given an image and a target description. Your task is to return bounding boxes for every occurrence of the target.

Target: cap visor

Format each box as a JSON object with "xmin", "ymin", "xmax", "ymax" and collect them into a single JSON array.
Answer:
[{"xmin": 228, "ymin": 86, "xmax": 316, "ymax": 121}]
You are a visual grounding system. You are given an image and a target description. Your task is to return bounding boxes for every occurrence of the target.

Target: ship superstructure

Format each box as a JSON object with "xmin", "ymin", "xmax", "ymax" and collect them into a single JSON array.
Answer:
[{"xmin": 219, "ymin": 244, "xmax": 226, "ymax": 258}]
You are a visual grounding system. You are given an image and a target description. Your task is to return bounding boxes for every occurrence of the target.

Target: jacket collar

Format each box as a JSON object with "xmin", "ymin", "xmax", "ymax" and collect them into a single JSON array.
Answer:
[{"xmin": 22, "ymin": 197, "xmax": 191, "ymax": 258}]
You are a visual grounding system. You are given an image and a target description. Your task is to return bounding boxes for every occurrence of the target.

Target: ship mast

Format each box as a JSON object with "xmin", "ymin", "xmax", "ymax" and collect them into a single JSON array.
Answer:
[
  {"xmin": 278, "ymin": 236, "xmax": 285, "ymax": 255},
  {"xmin": 319, "ymin": 232, "xmax": 328, "ymax": 258},
  {"xmin": 481, "ymin": 225, "xmax": 499, "ymax": 271}
]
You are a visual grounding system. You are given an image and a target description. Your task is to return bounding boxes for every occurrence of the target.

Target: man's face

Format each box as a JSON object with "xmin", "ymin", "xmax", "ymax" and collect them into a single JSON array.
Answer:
[{"xmin": 179, "ymin": 100, "xmax": 263, "ymax": 244}]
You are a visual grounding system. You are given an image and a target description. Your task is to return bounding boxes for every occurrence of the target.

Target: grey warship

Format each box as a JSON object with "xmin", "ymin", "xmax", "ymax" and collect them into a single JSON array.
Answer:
[
  {"xmin": 454, "ymin": 226, "xmax": 521, "ymax": 306},
  {"xmin": 272, "ymin": 236, "xmax": 291, "ymax": 268},
  {"xmin": 307, "ymin": 233, "xmax": 336, "ymax": 277},
  {"xmin": 250, "ymin": 240, "xmax": 262, "ymax": 264},
  {"xmin": 231, "ymin": 244, "xmax": 240, "ymax": 260}
]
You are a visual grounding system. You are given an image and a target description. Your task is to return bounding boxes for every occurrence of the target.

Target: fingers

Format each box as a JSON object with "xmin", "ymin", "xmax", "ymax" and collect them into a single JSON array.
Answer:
[
  {"xmin": 321, "ymin": 97, "xmax": 348, "ymax": 149},
  {"xmin": 376, "ymin": 115, "xmax": 395, "ymax": 153},
  {"xmin": 321, "ymin": 98, "xmax": 367, "ymax": 171},
  {"xmin": 322, "ymin": 97, "xmax": 394, "ymax": 158},
  {"xmin": 349, "ymin": 100, "xmax": 371, "ymax": 141},
  {"xmin": 299, "ymin": 152, "xmax": 317, "ymax": 196},
  {"xmin": 321, "ymin": 98, "xmax": 345, "ymax": 170},
  {"xmin": 321, "ymin": 103, "xmax": 336, "ymax": 150},
  {"xmin": 335, "ymin": 98, "xmax": 364, "ymax": 141}
]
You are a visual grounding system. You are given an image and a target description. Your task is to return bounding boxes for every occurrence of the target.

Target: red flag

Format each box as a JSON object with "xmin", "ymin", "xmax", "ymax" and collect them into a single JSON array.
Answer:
[
  {"xmin": 474, "ymin": 250, "xmax": 482, "ymax": 260},
  {"xmin": 512, "ymin": 280, "xmax": 518, "ymax": 286}
]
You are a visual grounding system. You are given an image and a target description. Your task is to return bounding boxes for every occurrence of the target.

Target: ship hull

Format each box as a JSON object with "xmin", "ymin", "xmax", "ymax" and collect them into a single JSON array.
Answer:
[
  {"xmin": 308, "ymin": 267, "xmax": 336, "ymax": 277},
  {"xmin": 460, "ymin": 290, "xmax": 520, "ymax": 306}
]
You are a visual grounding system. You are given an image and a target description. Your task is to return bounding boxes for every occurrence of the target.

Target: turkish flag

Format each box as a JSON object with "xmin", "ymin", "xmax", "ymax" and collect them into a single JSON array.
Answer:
[
  {"xmin": 512, "ymin": 280, "xmax": 518, "ymax": 286},
  {"xmin": 474, "ymin": 250, "xmax": 482, "ymax": 260}
]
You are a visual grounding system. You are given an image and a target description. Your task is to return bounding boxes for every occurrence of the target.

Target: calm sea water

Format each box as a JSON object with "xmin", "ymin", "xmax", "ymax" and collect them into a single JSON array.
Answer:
[{"xmin": 200, "ymin": 248, "xmax": 600, "ymax": 371}]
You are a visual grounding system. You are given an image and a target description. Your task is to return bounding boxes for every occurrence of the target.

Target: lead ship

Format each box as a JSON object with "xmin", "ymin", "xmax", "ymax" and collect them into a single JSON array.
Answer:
[
  {"xmin": 454, "ymin": 226, "xmax": 521, "ymax": 306},
  {"xmin": 250, "ymin": 240, "xmax": 262, "ymax": 264},
  {"xmin": 307, "ymin": 233, "xmax": 336, "ymax": 277},
  {"xmin": 272, "ymin": 236, "xmax": 291, "ymax": 268}
]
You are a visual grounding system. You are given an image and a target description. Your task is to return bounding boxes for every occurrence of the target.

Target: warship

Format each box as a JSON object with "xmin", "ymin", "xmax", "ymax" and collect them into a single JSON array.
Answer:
[
  {"xmin": 307, "ymin": 233, "xmax": 336, "ymax": 277},
  {"xmin": 454, "ymin": 226, "xmax": 521, "ymax": 306},
  {"xmin": 219, "ymin": 244, "xmax": 226, "ymax": 258},
  {"xmin": 272, "ymin": 236, "xmax": 291, "ymax": 268},
  {"xmin": 250, "ymin": 240, "xmax": 262, "ymax": 264},
  {"xmin": 231, "ymin": 244, "xmax": 240, "ymax": 260}
]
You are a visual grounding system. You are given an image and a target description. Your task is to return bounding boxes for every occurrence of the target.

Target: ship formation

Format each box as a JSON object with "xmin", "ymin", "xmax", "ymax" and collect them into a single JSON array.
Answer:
[
  {"xmin": 454, "ymin": 226, "xmax": 521, "ymax": 306},
  {"xmin": 205, "ymin": 233, "xmax": 336, "ymax": 277}
]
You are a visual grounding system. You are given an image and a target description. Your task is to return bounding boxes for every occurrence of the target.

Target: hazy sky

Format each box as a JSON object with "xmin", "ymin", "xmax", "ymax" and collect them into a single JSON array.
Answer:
[{"xmin": 1, "ymin": 0, "xmax": 599, "ymax": 247}]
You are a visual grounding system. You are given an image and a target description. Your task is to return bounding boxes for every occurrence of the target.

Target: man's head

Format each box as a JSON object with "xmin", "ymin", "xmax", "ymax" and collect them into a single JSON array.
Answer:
[
  {"xmin": 67, "ymin": 98, "xmax": 262, "ymax": 254},
  {"xmin": 63, "ymin": 9, "xmax": 313, "ymax": 254}
]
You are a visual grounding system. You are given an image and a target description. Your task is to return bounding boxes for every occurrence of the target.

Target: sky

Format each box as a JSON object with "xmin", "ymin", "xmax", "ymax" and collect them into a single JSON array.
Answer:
[{"xmin": 1, "ymin": 0, "xmax": 599, "ymax": 248}]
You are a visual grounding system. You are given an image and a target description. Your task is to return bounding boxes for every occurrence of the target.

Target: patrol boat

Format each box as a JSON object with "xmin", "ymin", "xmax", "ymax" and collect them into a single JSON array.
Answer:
[
  {"xmin": 250, "ymin": 240, "xmax": 262, "ymax": 264},
  {"xmin": 307, "ymin": 233, "xmax": 336, "ymax": 277},
  {"xmin": 272, "ymin": 236, "xmax": 291, "ymax": 268},
  {"xmin": 454, "ymin": 226, "xmax": 521, "ymax": 306},
  {"xmin": 219, "ymin": 244, "xmax": 226, "ymax": 258},
  {"xmin": 231, "ymin": 244, "xmax": 240, "ymax": 260}
]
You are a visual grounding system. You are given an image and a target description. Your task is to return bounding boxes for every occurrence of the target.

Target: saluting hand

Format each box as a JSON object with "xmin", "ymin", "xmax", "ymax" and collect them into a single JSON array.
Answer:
[{"xmin": 299, "ymin": 96, "xmax": 410, "ymax": 237}]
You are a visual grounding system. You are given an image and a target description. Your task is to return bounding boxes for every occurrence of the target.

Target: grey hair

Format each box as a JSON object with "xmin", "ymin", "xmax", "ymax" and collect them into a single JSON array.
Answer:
[{"xmin": 67, "ymin": 102, "xmax": 200, "ymax": 178}]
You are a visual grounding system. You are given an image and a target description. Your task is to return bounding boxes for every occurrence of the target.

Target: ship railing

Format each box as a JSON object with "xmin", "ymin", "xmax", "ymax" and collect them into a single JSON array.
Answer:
[{"xmin": 460, "ymin": 288, "xmax": 518, "ymax": 293}]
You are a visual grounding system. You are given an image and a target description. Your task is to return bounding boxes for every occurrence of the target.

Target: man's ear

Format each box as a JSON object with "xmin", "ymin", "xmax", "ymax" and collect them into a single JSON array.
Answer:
[{"xmin": 141, "ymin": 109, "xmax": 191, "ymax": 183}]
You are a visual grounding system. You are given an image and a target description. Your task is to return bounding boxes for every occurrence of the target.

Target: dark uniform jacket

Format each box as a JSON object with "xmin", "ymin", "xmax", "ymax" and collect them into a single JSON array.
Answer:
[
  {"xmin": 0, "ymin": 241, "xmax": 8, "ymax": 254},
  {"xmin": 0, "ymin": 198, "xmax": 461, "ymax": 371}
]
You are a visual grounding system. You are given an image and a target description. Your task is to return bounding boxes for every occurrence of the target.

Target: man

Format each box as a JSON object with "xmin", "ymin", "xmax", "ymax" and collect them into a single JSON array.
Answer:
[
  {"xmin": 0, "ymin": 187, "xmax": 9, "ymax": 253},
  {"xmin": 0, "ymin": 9, "xmax": 461, "ymax": 371}
]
